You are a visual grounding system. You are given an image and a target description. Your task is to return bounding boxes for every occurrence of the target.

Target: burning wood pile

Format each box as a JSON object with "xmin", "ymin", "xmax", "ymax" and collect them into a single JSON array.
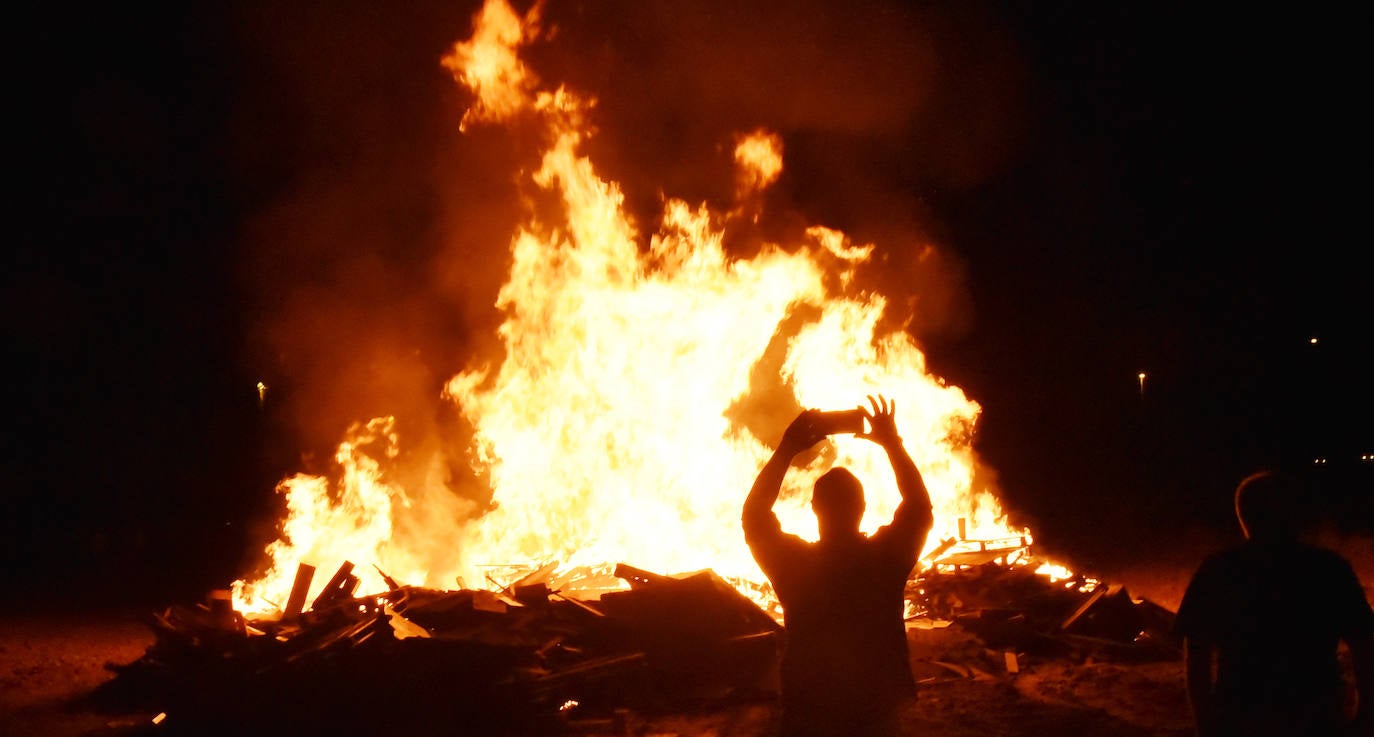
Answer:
[
  {"xmin": 100, "ymin": 561, "xmax": 781, "ymax": 736},
  {"xmin": 97, "ymin": 535, "xmax": 1177, "ymax": 736},
  {"xmin": 908, "ymin": 535, "xmax": 1180, "ymax": 669}
]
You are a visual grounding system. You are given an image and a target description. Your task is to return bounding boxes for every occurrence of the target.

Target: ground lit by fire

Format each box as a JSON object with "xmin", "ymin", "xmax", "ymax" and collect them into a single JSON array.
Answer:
[{"xmin": 231, "ymin": 0, "xmax": 1069, "ymax": 620}]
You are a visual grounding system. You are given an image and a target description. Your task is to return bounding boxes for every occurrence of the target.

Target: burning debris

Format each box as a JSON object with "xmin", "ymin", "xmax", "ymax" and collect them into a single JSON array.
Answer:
[
  {"xmin": 103, "ymin": 561, "xmax": 782, "ymax": 736},
  {"xmin": 909, "ymin": 536, "xmax": 1180, "ymax": 665},
  {"xmin": 98, "ymin": 533, "xmax": 1177, "ymax": 736}
]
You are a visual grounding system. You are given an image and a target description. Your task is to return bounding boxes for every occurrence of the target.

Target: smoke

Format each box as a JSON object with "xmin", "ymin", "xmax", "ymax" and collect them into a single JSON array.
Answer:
[{"xmin": 226, "ymin": 0, "xmax": 1034, "ymax": 513}]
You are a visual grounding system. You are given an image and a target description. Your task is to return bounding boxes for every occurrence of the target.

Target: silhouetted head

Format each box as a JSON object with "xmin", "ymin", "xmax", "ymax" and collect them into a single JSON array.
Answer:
[
  {"xmin": 812, "ymin": 467, "xmax": 865, "ymax": 537},
  {"xmin": 1234, "ymin": 470, "xmax": 1304, "ymax": 541}
]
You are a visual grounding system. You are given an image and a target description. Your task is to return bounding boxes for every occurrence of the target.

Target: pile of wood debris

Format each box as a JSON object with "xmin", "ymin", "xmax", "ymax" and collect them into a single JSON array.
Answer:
[
  {"xmin": 95, "ymin": 536, "xmax": 1178, "ymax": 736},
  {"xmin": 909, "ymin": 536, "xmax": 1180, "ymax": 675},
  {"xmin": 98, "ymin": 562, "xmax": 780, "ymax": 736}
]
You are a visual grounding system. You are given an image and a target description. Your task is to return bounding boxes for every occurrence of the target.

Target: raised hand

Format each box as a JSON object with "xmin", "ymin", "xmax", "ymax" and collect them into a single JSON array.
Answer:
[
  {"xmin": 778, "ymin": 409, "xmax": 827, "ymax": 456},
  {"xmin": 858, "ymin": 394, "xmax": 901, "ymax": 446}
]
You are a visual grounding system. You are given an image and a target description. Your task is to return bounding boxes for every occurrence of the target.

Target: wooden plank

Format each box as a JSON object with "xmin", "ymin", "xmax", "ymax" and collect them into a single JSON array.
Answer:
[
  {"xmin": 924, "ymin": 537, "xmax": 959, "ymax": 561},
  {"xmin": 283, "ymin": 562, "xmax": 316, "ymax": 622},
  {"xmin": 342, "ymin": 573, "xmax": 360, "ymax": 598},
  {"xmin": 613, "ymin": 563, "xmax": 672, "ymax": 587},
  {"xmin": 935, "ymin": 546, "xmax": 1022, "ymax": 567},
  {"xmin": 1060, "ymin": 584, "xmax": 1110, "ymax": 631},
  {"xmin": 311, "ymin": 561, "xmax": 355, "ymax": 610},
  {"xmin": 551, "ymin": 592, "xmax": 606, "ymax": 617},
  {"xmin": 512, "ymin": 561, "xmax": 560, "ymax": 589}
]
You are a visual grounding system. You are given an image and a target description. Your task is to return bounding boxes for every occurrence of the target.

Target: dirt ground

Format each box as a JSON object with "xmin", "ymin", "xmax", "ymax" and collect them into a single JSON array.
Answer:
[
  {"xmin": 0, "ymin": 609, "xmax": 157, "ymax": 737},
  {"xmin": 3, "ymin": 532, "xmax": 1370, "ymax": 737}
]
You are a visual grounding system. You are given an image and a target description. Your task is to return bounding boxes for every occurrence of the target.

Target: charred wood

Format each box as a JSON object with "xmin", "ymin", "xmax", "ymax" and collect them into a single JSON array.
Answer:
[{"xmin": 282, "ymin": 562, "xmax": 315, "ymax": 622}]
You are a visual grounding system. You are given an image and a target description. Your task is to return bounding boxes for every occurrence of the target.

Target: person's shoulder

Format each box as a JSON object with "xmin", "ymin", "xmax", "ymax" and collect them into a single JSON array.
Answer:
[
  {"xmin": 1182, "ymin": 544, "xmax": 1260, "ymax": 590},
  {"xmin": 757, "ymin": 527, "xmax": 814, "ymax": 553},
  {"xmin": 1192, "ymin": 544, "xmax": 1246, "ymax": 574},
  {"xmin": 1176, "ymin": 547, "xmax": 1241, "ymax": 634},
  {"xmin": 1274, "ymin": 540, "xmax": 1359, "ymax": 569}
]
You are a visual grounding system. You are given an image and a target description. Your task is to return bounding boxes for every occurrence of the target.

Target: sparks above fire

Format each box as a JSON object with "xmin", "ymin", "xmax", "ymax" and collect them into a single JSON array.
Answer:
[{"xmin": 231, "ymin": 0, "xmax": 1035, "ymax": 617}]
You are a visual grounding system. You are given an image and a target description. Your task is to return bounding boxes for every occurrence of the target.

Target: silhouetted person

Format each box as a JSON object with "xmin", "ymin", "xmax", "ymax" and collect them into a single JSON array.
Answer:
[
  {"xmin": 1175, "ymin": 469, "xmax": 1374, "ymax": 737},
  {"xmin": 743, "ymin": 395, "xmax": 933, "ymax": 737}
]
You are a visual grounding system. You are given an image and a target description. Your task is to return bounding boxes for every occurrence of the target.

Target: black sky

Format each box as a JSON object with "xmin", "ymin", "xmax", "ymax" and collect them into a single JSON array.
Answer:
[{"xmin": 6, "ymin": 1, "xmax": 1369, "ymax": 607}]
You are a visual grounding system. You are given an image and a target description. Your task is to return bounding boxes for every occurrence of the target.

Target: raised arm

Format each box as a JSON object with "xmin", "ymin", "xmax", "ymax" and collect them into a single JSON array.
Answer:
[
  {"xmin": 860, "ymin": 395, "xmax": 933, "ymax": 532},
  {"xmin": 743, "ymin": 409, "xmax": 825, "ymax": 537}
]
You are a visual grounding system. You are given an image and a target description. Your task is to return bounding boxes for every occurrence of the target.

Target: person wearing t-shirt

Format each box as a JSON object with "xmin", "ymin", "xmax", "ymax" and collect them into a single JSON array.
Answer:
[{"xmin": 1175, "ymin": 469, "xmax": 1374, "ymax": 737}]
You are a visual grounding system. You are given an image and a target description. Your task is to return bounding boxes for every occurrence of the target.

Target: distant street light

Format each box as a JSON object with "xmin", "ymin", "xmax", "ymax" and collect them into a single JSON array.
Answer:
[{"xmin": 1137, "ymin": 371, "xmax": 1146, "ymax": 400}]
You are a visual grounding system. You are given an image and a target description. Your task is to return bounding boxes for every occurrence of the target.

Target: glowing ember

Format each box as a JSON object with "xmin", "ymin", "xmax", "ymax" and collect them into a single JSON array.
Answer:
[
  {"xmin": 1035, "ymin": 562, "xmax": 1075, "ymax": 583},
  {"xmin": 232, "ymin": 0, "xmax": 1038, "ymax": 616}
]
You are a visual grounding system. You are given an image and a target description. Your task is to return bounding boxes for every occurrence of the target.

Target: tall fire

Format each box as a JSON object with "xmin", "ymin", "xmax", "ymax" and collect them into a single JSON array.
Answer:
[{"xmin": 231, "ymin": 0, "xmax": 1032, "ymax": 617}]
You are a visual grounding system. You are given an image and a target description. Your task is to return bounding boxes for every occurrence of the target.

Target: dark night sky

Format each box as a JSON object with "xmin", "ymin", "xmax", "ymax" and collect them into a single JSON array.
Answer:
[{"xmin": 6, "ymin": 1, "xmax": 1369, "ymax": 608}]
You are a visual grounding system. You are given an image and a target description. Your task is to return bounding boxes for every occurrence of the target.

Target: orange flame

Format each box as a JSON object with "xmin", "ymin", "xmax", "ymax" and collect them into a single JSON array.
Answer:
[
  {"xmin": 734, "ymin": 129, "xmax": 784, "ymax": 197},
  {"xmin": 441, "ymin": 0, "xmax": 542, "ymax": 131},
  {"xmin": 232, "ymin": 0, "xmax": 1024, "ymax": 616}
]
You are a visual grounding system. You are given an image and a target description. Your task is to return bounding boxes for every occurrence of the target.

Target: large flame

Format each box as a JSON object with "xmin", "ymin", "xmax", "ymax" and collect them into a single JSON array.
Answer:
[{"xmin": 233, "ymin": 0, "xmax": 1018, "ymax": 616}]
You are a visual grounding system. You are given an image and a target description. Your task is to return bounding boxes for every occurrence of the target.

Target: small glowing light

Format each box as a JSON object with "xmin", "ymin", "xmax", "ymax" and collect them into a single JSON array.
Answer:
[
  {"xmin": 1309, "ymin": 336, "xmax": 1319, "ymax": 345},
  {"xmin": 256, "ymin": 381, "xmax": 268, "ymax": 408},
  {"xmin": 1137, "ymin": 371, "xmax": 1146, "ymax": 398},
  {"xmin": 560, "ymin": 700, "xmax": 579, "ymax": 712},
  {"xmin": 1313, "ymin": 458, "xmax": 1327, "ymax": 465},
  {"xmin": 152, "ymin": 713, "xmax": 167, "ymax": 725},
  {"xmin": 1035, "ymin": 562, "xmax": 1074, "ymax": 582}
]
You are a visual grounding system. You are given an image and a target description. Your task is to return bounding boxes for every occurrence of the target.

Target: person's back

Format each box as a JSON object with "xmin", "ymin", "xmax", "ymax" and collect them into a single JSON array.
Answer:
[
  {"xmin": 762, "ymin": 507, "xmax": 922, "ymax": 733},
  {"xmin": 1178, "ymin": 539, "xmax": 1365, "ymax": 731},
  {"xmin": 743, "ymin": 396, "xmax": 932, "ymax": 737},
  {"xmin": 1175, "ymin": 470, "xmax": 1374, "ymax": 737}
]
